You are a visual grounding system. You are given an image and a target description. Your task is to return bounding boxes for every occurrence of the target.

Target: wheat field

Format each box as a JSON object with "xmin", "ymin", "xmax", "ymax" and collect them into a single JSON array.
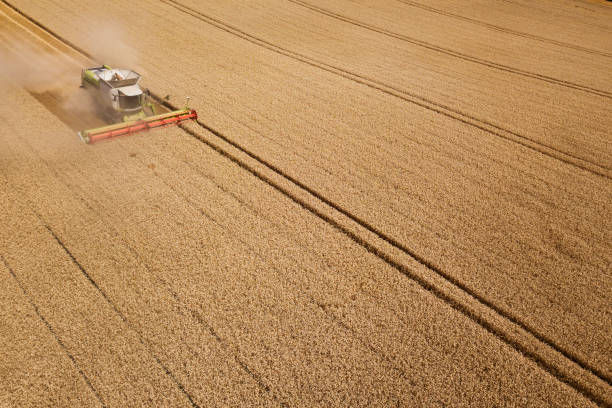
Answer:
[{"xmin": 1, "ymin": 0, "xmax": 611, "ymax": 406}]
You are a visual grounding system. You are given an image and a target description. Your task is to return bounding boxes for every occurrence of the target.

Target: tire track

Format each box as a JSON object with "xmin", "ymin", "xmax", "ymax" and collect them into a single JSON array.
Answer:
[
  {"xmin": 286, "ymin": 0, "xmax": 612, "ymax": 99},
  {"xmin": 396, "ymin": 0, "xmax": 612, "ymax": 58},
  {"xmin": 53, "ymin": 147, "xmax": 289, "ymax": 408},
  {"xmin": 154, "ymin": 0, "xmax": 611, "ymax": 178},
  {"xmin": 6, "ymin": 201, "xmax": 202, "ymax": 408},
  {"xmin": 124, "ymin": 130, "xmax": 611, "ymax": 406},
  {"xmin": 121, "ymin": 138, "xmax": 415, "ymax": 397},
  {"xmin": 44, "ymin": 224, "xmax": 201, "ymax": 408},
  {"xmin": 3, "ymin": 0, "xmax": 610, "ymax": 404},
  {"xmin": 0, "ymin": 254, "xmax": 108, "ymax": 408},
  {"xmin": 167, "ymin": 117, "xmax": 611, "ymax": 406},
  {"xmin": 8, "ymin": 118, "xmax": 285, "ymax": 407},
  {"xmin": 4, "ymin": 0, "xmax": 608, "ymax": 177},
  {"xmin": 0, "ymin": 140, "xmax": 201, "ymax": 406},
  {"xmin": 151, "ymin": 0, "xmax": 611, "ymax": 387},
  {"xmin": 169, "ymin": 100, "xmax": 612, "ymax": 390}
]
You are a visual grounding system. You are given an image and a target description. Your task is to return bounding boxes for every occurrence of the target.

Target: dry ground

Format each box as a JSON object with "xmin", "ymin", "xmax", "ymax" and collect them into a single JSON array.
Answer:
[{"xmin": 0, "ymin": 0, "xmax": 611, "ymax": 406}]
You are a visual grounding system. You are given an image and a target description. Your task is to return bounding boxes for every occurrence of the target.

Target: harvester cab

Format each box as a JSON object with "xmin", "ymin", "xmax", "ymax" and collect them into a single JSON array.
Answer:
[{"xmin": 78, "ymin": 65, "xmax": 197, "ymax": 144}]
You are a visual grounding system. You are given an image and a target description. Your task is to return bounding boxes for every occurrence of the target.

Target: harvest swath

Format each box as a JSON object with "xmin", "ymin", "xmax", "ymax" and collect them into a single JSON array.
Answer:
[{"xmin": 0, "ymin": 0, "xmax": 610, "ymax": 406}]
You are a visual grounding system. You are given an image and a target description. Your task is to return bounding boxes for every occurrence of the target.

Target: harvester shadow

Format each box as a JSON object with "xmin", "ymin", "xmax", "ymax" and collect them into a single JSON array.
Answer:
[{"xmin": 29, "ymin": 88, "xmax": 169, "ymax": 138}]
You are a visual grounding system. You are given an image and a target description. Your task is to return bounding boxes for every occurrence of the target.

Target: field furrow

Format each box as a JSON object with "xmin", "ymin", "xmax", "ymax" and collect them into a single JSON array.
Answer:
[
  {"xmin": 0, "ymin": 258, "xmax": 103, "ymax": 408},
  {"xmin": 1, "ymin": 0, "xmax": 610, "ymax": 405},
  {"xmin": 0, "ymin": 76, "xmax": 604, "ymax": 406},
  {"xmin": 11, "ymin": 0, "xmax": 609, "ymax": 380},
  {"xmin": 286, "ymin": 0, "xmax": 612, "ymax": 97},
  {"xmin": 0, "ymin": 181, "xmax": 197, "ymax": 407},
  {"xmin": 396, "ymin": 0, "xmax": 612, "ymax": 56},
  {"xmin": 159, "ymin": 0, "xmax": 612, "ymax": 170}
]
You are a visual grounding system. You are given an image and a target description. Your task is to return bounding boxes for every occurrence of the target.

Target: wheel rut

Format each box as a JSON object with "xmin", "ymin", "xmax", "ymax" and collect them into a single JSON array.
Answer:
[
  {"xmin": 2, "ymin": 0, "xmax": 611, "ymax": 405},
  {"xmin": 287, "ymin": 0, "xmax": 612, "ymax": 99},
  {"xmin": 396, "ymin": 0, "xmax": 612, "ymax": 58},
  {"xmin": 155, "ymin": 0, "xmax": 612, "ymax": 178}
]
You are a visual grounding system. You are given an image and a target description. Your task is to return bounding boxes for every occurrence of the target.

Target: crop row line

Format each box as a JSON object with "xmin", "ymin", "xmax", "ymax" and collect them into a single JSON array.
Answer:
[
  {"xmin": 147, "ymin": 142, "xmax": 422, "ymax": 403},
  {"xmin": 124, "ymin": 124, "xmax": 417, "ymax": 391},
  {"xmin": 42, "ymin": 223, "xmax": 202, "ymax": 408},
  {"xmin": 396, "ymin": 0, "xmax": 612, "ymax": 58},
  {"xmin": 153, "ymin": 0, "xmax": 612, "ymax": 386},
  {"xmin": 116, "ymin": 141, "xmax": 296, "ymax": 407},
  {"xmin": 36, "ymin": 212, "xmax": 202, "ymax": 408},
  {"xmin": 0, "ymin": 253, "xmax": 108, "ymax": 408},
  {"xmin": 0, "ymin": 138, "xmax": 201, "ymax": 406},
  {"xmin": 0, "ymin": 3, "xmax": 289, "ymax": 404},
  {"xmin": 287, "ymin": 0, "xmax": 612, "ymax": 99},
  {"xmin": 81, "ymin": 126, "xmax": 416, "ymax": 406},
  {"xmin": 157, "ymin": 0, "xmax": 610, "ymax": 179},
  {"xmin": 2, "ymin": 0, "xmax": 610, "ymax": 404},
  {"xmin": 185, "ymin": 302, "xmax": 288, "ymax": 407},
  {"xmin": 168, "ymin": 116, "xmax": 610, "ymax": 406},
  {"xmin": 21, "ymin": 122, "xmax": 286, "ymax": 406},
  {"xmin": 157, "ymin": 0, "xmax": 609, "ymax": 387},
  {"xmin": 172, "ymin": 96, "xmax": 612, "ymax": 394}
]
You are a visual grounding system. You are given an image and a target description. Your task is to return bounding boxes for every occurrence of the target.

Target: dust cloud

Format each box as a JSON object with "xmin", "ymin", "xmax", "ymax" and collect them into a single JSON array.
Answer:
[
  {"xmin": 84, "ymin": 23, "xmax": 140, "ymax": 68},
  {"xmin": 0, "ymin": 38, "xmax": 75, "ymax": 93},
  {"xmin": 0, "ymin": 21, "xmax": 138, "ymax": 116},
  {"xmin": 0, "ymin": 41, "xmax": 97, "ymax": 118}
]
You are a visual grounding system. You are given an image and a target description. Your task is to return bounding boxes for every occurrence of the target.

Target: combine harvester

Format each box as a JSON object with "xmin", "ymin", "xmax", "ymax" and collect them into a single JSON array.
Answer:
[{"xmin": 78, "ymin": 65, "xmax": 197, "ymax": 144}]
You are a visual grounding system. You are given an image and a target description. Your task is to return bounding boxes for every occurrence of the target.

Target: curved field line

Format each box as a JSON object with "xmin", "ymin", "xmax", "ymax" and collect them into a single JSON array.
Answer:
[
  {"xmin": 155, "ymin": 0, "xmax": 611, "ymax": 179},
  {"xmin": 3, "ymin": 0, "xmax": 611, "ymax": 404},
  {"xmin": 29, "ymin": 212, "xmax": 202, "ymax": 408},
  {"xmin": 166, "ymin": 113, "xmax": 612, "ymax": 406},
  {"xmin": 42, "ymin": 225, "xmax": 201, "ymax": 408},
  {"xmin": 286, "ymin": 0, "xmax": 612, "ymax": 99},
  {"xmin": 1, "ymin": 256, "xmax": 108, "ymax": 408},
  {"xmin": 44, "ymin": 169, "xmax": 288, "ymax": 407},
  {"xmin": 152, "ymin": 0, "xmax": 612, "ymax": 384},
  {"xmin": 396, "ymin": 0, "xmax": 612, "ymax": 58}
]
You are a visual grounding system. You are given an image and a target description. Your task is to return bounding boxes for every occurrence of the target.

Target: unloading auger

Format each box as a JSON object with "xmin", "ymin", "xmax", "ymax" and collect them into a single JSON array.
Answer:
[{"xmin": 77, "ymin": 65, "xmax": 197, "ymax": 144}]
